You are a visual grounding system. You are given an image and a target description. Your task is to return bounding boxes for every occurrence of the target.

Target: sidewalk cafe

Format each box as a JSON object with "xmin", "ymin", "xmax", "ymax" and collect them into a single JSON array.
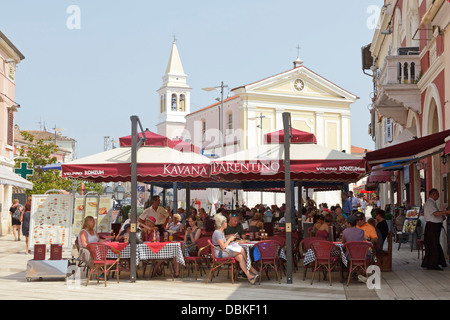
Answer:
[{"xmin": 52, "ymin": 114, "xmax": 377, "ymax": 286}]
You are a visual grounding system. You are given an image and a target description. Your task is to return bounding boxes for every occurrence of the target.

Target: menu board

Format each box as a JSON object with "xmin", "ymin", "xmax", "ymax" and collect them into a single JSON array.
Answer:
[
  {"xmin": 72, "ymin": 196, "xmax": 113, "ymax": 235},
  {"xmin": 29, "ymin": 194, "xmax": 74, "ymax": 250},
  {"xmin": 402, "ymin": 207, "xmax": 421, "ymax": 234}
]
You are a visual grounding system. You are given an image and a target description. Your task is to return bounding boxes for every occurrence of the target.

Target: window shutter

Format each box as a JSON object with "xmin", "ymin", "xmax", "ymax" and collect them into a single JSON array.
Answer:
[{"xmin": 7, "ymin": 108, "xmax": 14, "ymax": 146}]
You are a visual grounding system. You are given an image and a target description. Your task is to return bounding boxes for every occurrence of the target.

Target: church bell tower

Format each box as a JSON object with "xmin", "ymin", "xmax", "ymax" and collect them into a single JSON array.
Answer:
[{"xmin": 156, "ymin": 39, "xmax": 191, "ymax": 140}]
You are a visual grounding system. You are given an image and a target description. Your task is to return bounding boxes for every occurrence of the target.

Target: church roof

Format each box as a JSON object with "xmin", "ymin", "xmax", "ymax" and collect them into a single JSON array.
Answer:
[{"xmin": 232, "ymin": 65, "xmax": 358, "ymax": 99}]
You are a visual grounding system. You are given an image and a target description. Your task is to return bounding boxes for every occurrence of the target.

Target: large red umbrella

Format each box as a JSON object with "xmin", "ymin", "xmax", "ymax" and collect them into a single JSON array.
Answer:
[
  {"xmin": 171, "ymin": 138, "xmax": 202, "ymax": 154},
  {"xmin": 62, "ymin": 131, "xmax": 211, "ymax": 183}
]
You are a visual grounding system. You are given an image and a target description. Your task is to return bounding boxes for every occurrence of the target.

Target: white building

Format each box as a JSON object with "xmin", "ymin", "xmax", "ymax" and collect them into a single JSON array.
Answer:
[{"xmin": 157, "ymin": 40, "xmax": 358, "ymax": 208}]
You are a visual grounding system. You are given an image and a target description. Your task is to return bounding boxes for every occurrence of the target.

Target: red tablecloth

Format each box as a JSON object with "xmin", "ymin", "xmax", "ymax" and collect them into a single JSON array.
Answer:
[
  {"xmin": 104, "ymin": 242, "xmax": 128, "ymax": 253},
  {"xmin": 144, "ymin": 242, "xmax": 177, "ymax": 254}
]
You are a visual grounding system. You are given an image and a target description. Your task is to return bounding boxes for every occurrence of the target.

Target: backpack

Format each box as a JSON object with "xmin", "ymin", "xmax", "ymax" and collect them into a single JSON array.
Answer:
[{"xmin": 12, "ymin": 206, "xmax": 22, "ymax": 220}]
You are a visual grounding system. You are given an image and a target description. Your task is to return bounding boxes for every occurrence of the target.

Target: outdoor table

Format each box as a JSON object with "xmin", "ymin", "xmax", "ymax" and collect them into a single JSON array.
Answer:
[
  {"xmin": 105, "ymin": 242, "xmax": 139, "ymax": 266},
  {"xmin": 303, "ymin": 242, "xmax": 347, "ymax": 267},
  {"xmin": 139, "ymin": 242, "xmax": 185, "ymax": 266}
]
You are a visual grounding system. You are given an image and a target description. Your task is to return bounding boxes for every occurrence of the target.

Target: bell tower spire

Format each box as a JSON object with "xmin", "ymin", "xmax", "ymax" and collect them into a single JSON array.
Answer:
[{"xmin": 156, "ymin": 38, "xmax": 191, "ymax": 140}]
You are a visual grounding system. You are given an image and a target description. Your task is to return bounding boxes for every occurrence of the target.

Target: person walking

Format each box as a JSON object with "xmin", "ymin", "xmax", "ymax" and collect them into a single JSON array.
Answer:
[
  {"xmin": 9, "ymin": 199, "xmax": 23, "ymax": 241},
  {"xmin": 421, "ymin": 189, "xmax": 450, "ymax": 270},
  {"xmin": 21, "ymin": 202, "xmax": 31, "ymax": 254}
]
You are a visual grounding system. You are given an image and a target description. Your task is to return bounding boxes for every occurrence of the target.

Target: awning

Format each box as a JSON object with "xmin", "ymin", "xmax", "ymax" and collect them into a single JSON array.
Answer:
[
  {"xmin": 365, "ymin": 129, "xmax": 450, "ymax": 165},
  {"xmin": 445, "ymin": 137, "xmax": 450, "ymax": 156},
  {"xmin": 0, "ymin": 165, "xmax": 33, "ymax": 189},
  {"xmin": 366, "ymin": 170, "xmax": 392, "ymax": 183}
]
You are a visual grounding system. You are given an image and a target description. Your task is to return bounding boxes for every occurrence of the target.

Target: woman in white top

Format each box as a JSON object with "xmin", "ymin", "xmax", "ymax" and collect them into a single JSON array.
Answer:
[
  {"xmin": 212, "ymin": 214, "xmax": 259, "ymax": 284},
  {"xmin": 78, "ymin": 216, "xmax": 99, "ymax": 248},
  {"xmin": 77, "ymin": 216, "xmax": 100, "ymax": 268}
]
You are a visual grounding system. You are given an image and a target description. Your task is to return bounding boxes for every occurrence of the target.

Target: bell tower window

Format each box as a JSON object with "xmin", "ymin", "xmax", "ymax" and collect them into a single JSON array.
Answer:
[
  {"xmin": 179, "ymin": 94, "xmax": 186, "ymax": 112},
  {"xmin": 171, "ymin": 94, "xmax": 177, "ymax": 111}
]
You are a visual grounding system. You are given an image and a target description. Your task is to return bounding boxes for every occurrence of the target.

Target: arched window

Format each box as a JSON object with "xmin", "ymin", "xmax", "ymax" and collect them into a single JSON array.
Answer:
[
  {"xmin": 171, "ymin": 94, "xmax": 177, "ymax": 111},
  {"xmin": 179, "ymin": 94, "xmax": 186, "ymax": 112}
]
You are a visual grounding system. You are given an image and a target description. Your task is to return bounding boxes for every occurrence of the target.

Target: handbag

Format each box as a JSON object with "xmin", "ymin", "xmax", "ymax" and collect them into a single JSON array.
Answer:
[{"xmin": 12, "ymin": 206, "xmax": 21, "ymax": 220}]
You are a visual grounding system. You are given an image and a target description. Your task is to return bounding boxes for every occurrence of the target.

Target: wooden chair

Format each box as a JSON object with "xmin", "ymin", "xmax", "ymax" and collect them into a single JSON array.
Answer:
[
  {"xmin": 206, "ymin": 240, "xmax": 237, "ymax": 284},
  {"xmin": 376, "ymin": 232, "xmax": 393, "ymax": 272},
  {"xmin": 85, "ymin": 243, "xmax": 120, "ymax": 287}
]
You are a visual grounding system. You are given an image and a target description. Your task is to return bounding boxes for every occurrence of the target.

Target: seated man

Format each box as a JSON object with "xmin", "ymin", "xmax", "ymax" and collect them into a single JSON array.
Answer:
[
  {"xmin": 355, "ymin": 212, "xmax": 378, "ymax": 247},
  {"xmin": 224, "ymin": 214, "xmax": 246, "ymax": 239}
]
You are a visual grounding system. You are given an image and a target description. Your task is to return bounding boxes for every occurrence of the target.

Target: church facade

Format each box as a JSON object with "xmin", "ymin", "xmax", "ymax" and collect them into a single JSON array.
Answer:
[{"xmin": 156, "ymin": 40, "xmax": 358, "ymax": 207}]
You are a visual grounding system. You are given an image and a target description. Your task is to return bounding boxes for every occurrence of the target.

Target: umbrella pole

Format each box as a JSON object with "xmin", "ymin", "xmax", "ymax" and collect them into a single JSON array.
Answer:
[
  {"xmin": 130, "ymin": 116, "xmax": 138, "ymax": 283},
  {"xmin": 283, "ymin": 112, "xmax": 293, "ymax": 284}
]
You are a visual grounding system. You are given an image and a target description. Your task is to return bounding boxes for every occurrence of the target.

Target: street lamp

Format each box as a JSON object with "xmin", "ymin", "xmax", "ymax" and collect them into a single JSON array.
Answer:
[
  {"xmin": 114, "ymin": 184, "xmax": 126, "ymax": 205},
  {"xmin": 202, "ymin": 81, "xmax": 228, "ymax": 157},
  {"xmin": 103, "ymin": 186, "xmax": 113, "ymax": 198}
]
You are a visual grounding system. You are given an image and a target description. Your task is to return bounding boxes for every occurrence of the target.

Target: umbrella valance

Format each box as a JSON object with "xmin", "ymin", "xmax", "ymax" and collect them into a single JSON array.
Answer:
[
  {"xmin": 61, "ymin": 146, "xmax": 211, "ymax": 183},
  {"xmin": 211, "ymin": 143, "xmax": 366, "ymax": 182},
  {"xmin": 264, "ymin": 128, "xmax": 317, "ymax": 144}
]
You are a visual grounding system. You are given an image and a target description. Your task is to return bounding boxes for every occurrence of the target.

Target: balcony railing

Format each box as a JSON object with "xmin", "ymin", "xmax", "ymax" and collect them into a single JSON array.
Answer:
[{"xmin": 378, "ymin": 55, "xmax": 421, "ymax": 86}]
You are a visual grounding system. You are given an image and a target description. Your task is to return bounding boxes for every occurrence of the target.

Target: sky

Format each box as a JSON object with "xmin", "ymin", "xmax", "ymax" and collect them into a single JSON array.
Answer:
[{"xmin": 2, "ymin": 0, "xmax": 380, "ymax": 159}]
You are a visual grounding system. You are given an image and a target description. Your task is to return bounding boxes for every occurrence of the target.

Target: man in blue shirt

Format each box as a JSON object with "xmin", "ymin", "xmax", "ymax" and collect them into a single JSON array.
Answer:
[{"xmin": 342, "ymin": 192, "xmax": 353, "ymax": 217}]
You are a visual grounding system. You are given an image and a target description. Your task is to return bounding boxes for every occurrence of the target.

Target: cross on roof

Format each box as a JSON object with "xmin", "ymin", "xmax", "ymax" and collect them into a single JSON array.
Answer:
[{"xmin": 296, "ymin": 44, "xmax": 301, "ymax": 57}]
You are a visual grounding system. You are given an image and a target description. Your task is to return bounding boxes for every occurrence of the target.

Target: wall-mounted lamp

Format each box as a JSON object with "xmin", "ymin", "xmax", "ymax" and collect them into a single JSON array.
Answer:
[
  {"xmin": 415, "ymin": 162, "xmax": 421, "ymax": 171},
  {"xmin": 442, "ymin": 154, "xmax": 447, "ymax": 165}
]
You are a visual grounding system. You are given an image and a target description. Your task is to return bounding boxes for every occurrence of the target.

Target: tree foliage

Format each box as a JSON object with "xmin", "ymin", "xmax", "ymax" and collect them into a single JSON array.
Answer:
[{"xmin": 16, "ymin": 131, "xmax": 103, "ymax": 195}]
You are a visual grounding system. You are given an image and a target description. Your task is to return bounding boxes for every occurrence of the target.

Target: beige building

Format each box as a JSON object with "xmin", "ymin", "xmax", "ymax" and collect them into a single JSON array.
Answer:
[
  {"xmin": 364, "ymin": 0, "xmax": 450, "ymax": 210},
  {"xmin": 0, "ymin": 31, "xmax": 31, "ymax": 235}
]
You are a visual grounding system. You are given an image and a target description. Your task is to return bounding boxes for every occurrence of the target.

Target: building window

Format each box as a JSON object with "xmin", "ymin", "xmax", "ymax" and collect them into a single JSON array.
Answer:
[
  {"xmin": 227, "ymin": 112, "xmax": 233, "ymax": 130},
  {"xmin": 171, "ymin": 94, "xmax": 177, "ymax": 111},
  {"xmin": 179, "ymin": 94, "xmax": 185, "ymax": 112},
  {"xmin": 202, "ymin": 119, "xmax": 206, "ymax": 142}
]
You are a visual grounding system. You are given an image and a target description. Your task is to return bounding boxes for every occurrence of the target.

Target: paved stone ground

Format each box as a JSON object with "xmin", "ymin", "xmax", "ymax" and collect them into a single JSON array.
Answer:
[{"xmin": 1, "ymin": 232, "xmax": 449, "ymax": 302}]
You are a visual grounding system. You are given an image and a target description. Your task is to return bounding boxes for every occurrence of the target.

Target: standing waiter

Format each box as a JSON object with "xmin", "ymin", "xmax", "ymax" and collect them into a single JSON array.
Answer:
[{"xmin": 421, "ymin": 188, "xmax": 450, "ymax": 270}]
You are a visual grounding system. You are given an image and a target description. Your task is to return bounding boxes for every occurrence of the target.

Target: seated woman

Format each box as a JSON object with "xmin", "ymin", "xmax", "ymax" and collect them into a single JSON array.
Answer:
[
  {"xmin": 248, "ymin": 212, "xmax": 264, "ymax": 233},
  {"xmin": 311, "ymin": 213, "xmax": 324, "ymax": 237},
  {"xmin": 77, "ymin": 216, "xmax": 100, "ymax": 269},
  {"xmin": 183, "ymin": 215, "xmax": 202, "ymax": 256},
  {"xmin": 167, "ymin": 213, "xmax": 183, "ymax": 233},
  {"xmin": 212, "ymin": 214, "xmax": 260, "ymax": 284},
  {"xmin": 315, "ymin": 216, "xmax": 330, "ymax": 240}
]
